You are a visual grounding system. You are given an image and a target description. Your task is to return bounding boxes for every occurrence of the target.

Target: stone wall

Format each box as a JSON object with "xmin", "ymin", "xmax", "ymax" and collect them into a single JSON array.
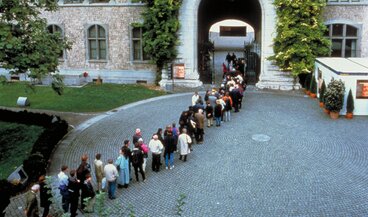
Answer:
[
  {"xmin": 41, "ymin": 4, "xmax": 155, "ymax": 72},
  {"xmin": 324, "ymin": 5, "xmax": 368, "ymax": 57}
]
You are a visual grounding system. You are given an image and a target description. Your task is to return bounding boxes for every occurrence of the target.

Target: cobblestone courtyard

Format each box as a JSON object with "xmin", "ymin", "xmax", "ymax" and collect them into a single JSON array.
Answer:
[{"xmin": 6, "ymin": 90, "xmax": 368, "ymax": 216}]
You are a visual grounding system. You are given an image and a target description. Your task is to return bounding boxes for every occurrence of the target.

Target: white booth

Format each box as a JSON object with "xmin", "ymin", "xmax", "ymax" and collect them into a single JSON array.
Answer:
[{"xmin": 314, "ymin": 57, "xmax": 368, "ymax": 116}]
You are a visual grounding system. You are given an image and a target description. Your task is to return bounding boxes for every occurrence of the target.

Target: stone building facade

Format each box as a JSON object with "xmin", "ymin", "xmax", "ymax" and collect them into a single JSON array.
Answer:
[{"xmin": 36, "ymin": 0, "xmax": 368, "ymax": 88}]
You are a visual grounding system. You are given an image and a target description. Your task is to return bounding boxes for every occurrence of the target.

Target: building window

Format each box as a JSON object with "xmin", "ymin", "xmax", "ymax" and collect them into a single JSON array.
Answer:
[
  {"xmin": 47, "ymin": 24, "xmax": 64, "ymax": 59},
  {"xmin": 88, "ymin": 25, "xmax": 107, "ymax": 60},
  {"xmin": 131, "ymin": 27, "xmax": 149, "ymax": 61},
  {"xmin": 325, "ymin": 24, "xmax": 359, "ymax": 57}
]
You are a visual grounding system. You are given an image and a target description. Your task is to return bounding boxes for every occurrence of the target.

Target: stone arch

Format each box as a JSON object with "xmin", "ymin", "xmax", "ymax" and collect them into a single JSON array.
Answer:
[{"xmin": 175, "ymin": 0, "xmax": 277, "ymax": 87}]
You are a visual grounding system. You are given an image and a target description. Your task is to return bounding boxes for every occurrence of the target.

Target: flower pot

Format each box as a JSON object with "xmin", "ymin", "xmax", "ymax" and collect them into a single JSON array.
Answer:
[
  {"xmin": 329, "ymin": 111, "xmax": 339, "ymax": 119},
  {"xmin": 319, "ymin": 102, "xmax": 324, "ymax": 108},
  {"xmin": 310, "ymin": 93, "xmax": 317, "ymax": 98},
  {"xmin": 323, "ymin": 108, "xmax": 330, "ymax": 114},
  {"xmin": 345, "ymin": 112, "xmax": 353, "ymax": 119}
]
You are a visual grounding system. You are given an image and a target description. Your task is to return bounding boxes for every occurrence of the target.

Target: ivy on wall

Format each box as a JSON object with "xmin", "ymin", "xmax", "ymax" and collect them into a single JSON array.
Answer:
[
  {"xmin": 140, "ymin": 0, "xmax": 182, "ymax": 84},
  {"xmin": 270, "ymin": 0, "xmax": 331, "ymax": 77}
]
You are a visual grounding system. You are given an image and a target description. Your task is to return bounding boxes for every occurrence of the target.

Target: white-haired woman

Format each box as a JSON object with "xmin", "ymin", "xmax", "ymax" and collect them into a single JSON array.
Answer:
[{"xmin": 178, "ymin": 128, "xmax": 192, "ymax": 162}]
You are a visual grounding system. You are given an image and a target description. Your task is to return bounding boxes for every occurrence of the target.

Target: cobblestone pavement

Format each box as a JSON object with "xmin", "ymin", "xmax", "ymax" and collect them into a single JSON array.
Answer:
[{"xmin": 6, "ymin": 89, "xmax": 368, "ymax": 216}]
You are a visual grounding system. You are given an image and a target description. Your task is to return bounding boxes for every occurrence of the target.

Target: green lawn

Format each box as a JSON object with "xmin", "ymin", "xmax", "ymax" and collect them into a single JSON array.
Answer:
[
  {"xmin": 0, "ymin": 121, "xmax": 44, "ymax": 180},
  {"xmin": 0, "ymin": 82, "xmax": 166, "ymax": 112}
]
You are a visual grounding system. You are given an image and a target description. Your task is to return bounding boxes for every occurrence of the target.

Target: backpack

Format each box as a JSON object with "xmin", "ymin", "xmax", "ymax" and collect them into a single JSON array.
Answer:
[
  {"xmin": 225, "ymin": 99, "xmax": 232, "ymax": 111},
  {"xmin": 131, "ymin": 150, "xmax": 140, "ymax": 165},
  {"xmin": 141, "ymin": 144, "xmax": 149, "ymax": 154}
]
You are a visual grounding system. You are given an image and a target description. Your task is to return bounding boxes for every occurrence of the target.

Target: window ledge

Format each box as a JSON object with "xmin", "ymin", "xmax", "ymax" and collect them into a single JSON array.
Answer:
[
  {"xmin": 88, "ymin": 60, "xmax": 108, "ymax": 63},
  {"xmin": 132, "ymin": 60, "xmax": 151, "ymax": 64}
]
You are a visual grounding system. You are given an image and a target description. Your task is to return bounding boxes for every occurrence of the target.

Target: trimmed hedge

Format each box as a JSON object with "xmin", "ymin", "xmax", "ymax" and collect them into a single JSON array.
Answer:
[{"xmin": 0, "ymin": 109, "xmax": 68, "ymax": 216}]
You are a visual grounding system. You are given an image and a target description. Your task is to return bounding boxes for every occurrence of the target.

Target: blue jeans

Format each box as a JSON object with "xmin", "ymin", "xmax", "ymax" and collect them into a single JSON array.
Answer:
[
  {"xmin": 215, "ymin": 117, "xmax": 221, "ymax": 126},
  {"xmin": 165, "ymin": 153, "xmax": 174, "ymax": 167},
  {"xmin": 108, "ymin": 180, "xmax": 116, "ymax": 198}
]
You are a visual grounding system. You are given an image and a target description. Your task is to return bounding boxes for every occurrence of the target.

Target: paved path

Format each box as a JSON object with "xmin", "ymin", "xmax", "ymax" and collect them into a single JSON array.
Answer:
[{"xmin": 6, "ymin": 89, "xmax": 368, "ymax": 216}]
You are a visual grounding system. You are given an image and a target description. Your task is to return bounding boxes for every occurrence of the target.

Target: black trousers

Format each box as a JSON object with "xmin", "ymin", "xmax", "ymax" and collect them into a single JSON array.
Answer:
[
  {"xmin": 133, "ymin": 164, "xmax": 145, "ymax": 181},
  {"xmin": 152, "ymin": 153, "xmax": 161, "ymax": 172},
  {"xmin": 195, "ymin": 128, "xmax": 204, "ymax": 142},
  {"xmin": 69, "ymin": 194, "xmax": 79, "ymax": 217}
]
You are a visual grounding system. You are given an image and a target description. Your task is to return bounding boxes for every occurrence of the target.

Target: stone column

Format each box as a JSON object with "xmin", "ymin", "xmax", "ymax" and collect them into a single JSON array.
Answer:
[{"xmin": 255, "ymin": 0, "xmax": 300, "ymax": 90}]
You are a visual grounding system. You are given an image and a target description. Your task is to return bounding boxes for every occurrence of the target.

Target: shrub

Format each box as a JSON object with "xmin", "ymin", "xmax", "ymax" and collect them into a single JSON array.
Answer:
[
  {"xmin": 310, "ymin": 75, "xmax": 317, "ymax": 94},
  {"xmin": 324, "ymin": 79, "xmax": 345, "ymax": 112},
  {"xmin": 346, "ymin": 89, "xmax": 355, "ymax": 113},
  {"xmin": 319, "ymin": 80, "xmax": 326, "ymax": 103},
  {"xmin": 304, "ymin": 73, "xmax": 311, "ymax": 91}
]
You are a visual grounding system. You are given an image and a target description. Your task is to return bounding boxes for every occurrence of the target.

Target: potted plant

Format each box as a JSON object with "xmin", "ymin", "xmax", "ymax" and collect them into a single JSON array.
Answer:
[
  {"xmin": 309, "ymin": 75, "xmax": 317, "ymax": 98},
  {"xmin": 304, "ymin": 73, "xmax": 311, "ymax": 95},
  {"xmin": 324, "ymin": 79, "xmax": 345, "ymax": 119},
  {"xmin": 319, "ymin": 80, "xmax": 326, "ymax": 107},
  {"xmin": 345, "ymin": 89, "xmax": 354, "ymax": 119}
]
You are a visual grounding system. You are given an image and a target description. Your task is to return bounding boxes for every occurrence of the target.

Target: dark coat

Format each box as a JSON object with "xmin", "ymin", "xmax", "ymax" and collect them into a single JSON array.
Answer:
[
  {"xmin": 81, "ymin": 181, "xmax": 95, "ymax": 200},
  {"xmin": 39, "ymin": 182, "xmax": 52, "ymax": 208},
  {"xmin": 131, "ymin": 148, "xmax": 144, "ymax": 166},
  {"xmin": 214, "ymin": 104, "xmax": 222, "ymax": 117},
  {"xmin": 205, "ymin": 105, "xmax": 214, "ymax": 118},
  {"xmin": 164, "ymin": 135, "xmax": 176, "ymax": 154}
]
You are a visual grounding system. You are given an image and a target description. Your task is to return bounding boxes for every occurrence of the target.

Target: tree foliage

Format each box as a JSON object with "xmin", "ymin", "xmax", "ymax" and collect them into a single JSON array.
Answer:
[
  {"xmin": 141, "ymin": 0, "xmax": 182, "ymax": 84},
  {"xmin": 0, "ymin": 0, "xmax": 71, "ymax": 92},
  {"xmin": 270, "ymin": 0, "xmax": 331, "ymax": 77}
]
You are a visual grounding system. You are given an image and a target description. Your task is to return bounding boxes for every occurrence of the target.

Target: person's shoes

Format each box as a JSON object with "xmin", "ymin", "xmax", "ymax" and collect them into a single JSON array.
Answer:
[
  {"xmin": 165, "ymin": 166, "xmax": 168, "ymax": 170},
  {"xmin": 109, "ymin": 196, "xmax": 116, "ymax": 200},
  {"xmin": 117, "ymin": 184, "xmax": 124, "ymax": 189},
  {"xmin": 179, "ymin": 157, "xmax": 182, "ymax": 160},
  {"xmin": 123, "ymin": 184, "xmax": 128, "ymax": 188},
  {"xmin": 136, "ymin": 179, "xmax": 139, "ymax": 182},
  {"xmin": 170, "ymin": 165, "xmax": 174, "ymax": 169},
  {"xmin": 143, "ymin": 179, "xmax": 146, "ymax": 182}
]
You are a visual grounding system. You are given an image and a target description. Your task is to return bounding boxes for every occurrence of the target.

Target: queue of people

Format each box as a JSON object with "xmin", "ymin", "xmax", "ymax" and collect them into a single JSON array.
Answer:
[{"xmin": 24, "ymin": 71, "xmax": 246, "ymax": 217}]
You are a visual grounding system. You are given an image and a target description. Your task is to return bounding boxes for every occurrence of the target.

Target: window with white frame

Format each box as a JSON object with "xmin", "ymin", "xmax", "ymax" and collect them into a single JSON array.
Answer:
[
  {"xmin": 325, "ymin": 23, "xmax": 359, "ymax": 57},
  {"xmin": 132, "ymin": 27, "xmax": 149, "ymax": 61},
  {"xmin": 87, "ymin": 25, "xmax": 107, "ymax": 60}
]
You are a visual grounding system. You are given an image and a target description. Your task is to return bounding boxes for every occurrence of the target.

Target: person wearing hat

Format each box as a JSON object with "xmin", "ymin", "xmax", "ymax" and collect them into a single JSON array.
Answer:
[{"xmin": 24, "ymin": 184, "xmax": 40, "ymax": 217}]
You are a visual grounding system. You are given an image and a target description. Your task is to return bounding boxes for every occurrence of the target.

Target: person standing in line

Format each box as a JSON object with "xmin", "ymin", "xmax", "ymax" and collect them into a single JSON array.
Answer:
[
  {"xmin": 214, "ymin": 100, "xmax": 223, "ymax": 127},
  {"xmin": 81, "ymin": 174, "xmax": 95, "ymax": 213},
  {"xmin": 115, "ymin": 148, "xmax": 130, "ymax": 188},
  {"xmin": 24, "ymin": 184, "xmax": 40, "ymax": 217},
  {"xmin": 205, "ymin": 101, "xmax": 214, "ymax": 128},
  {"xmin": 191, "ymin": 91, "xmax": 199, "ymax": 106},
  {"xmin": 194, "ymin": 109, "xmax": 205, "ymax": 144},
  {"xmin": 104, "ymin": 159, "xmax": 118, "ymax": 200},
  {"xmin": 121, "ymin": 140, "xmax": 132, "ymax": 181},
  {"xmin": 38, "ymin": 176, "xmax": 52, "ymax": 217},
  {"xmin": 94, "ymin": 153, "xmax": 104, "ymax": 193},
  {"xmin": 148, "ymin": 134, "xmax": 164, "ymax": 172},
  {"xmin": 138, "ymin": 138, "xmax": 149, "ymax": 172},
  {"xmin": 76, "ymin": 154, "xmax": 91, "ymax": 210},
  {"xmin": 132, "ymin": 128, "xmax": 142, "ymax": 145},
  {"xmin": 58, "ymin": 165, "xmax": 70, "ymax": 213},
  {"xmin": 226, "ymin": 52, "xmax": 231, "ymax": 70},
  {"xmin": 164, "ymin": 130, "xmax": 176, "ymax": 169},
  {"xmin": 68, "ymin": 170, "xmax": 80, "ymax": 217},
  {"xmin": 178, "ymin": 128, "xmax": 192, "ymax": 162},
  {"xmin": 131, "ymin": 142, "xmax": 146, "ymax": 182},
  {"xmin": 223, "ymin": 91, "xmax": 233, "ymax": 122}
]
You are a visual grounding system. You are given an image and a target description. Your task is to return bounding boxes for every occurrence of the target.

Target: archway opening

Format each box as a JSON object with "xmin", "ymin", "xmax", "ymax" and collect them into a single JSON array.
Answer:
[{"xmin": 198, "ymin": 0, "xmax": 262, "ymax": 84}]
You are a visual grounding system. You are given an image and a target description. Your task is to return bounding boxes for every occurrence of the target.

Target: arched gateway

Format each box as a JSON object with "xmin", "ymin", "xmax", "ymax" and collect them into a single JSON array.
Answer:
[{"xmin": 160, "ymin": 0, "xmax": 300, "ymax": 90}]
